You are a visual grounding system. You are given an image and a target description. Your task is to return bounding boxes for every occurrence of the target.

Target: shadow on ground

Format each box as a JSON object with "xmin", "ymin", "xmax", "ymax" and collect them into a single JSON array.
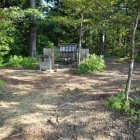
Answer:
[{"xmin": 0, "ymin": 58, "xmax": 140, "ymax": 140}]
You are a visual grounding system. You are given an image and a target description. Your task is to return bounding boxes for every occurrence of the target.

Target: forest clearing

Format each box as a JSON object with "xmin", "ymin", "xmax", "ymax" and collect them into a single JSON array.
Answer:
[
  {"xmin": 1, "ymin": 1, "xmax": 140, "ymax": 139},
  {"xmin": 0, "ymin": 58, "xmax": 140, "ymax": 140}
]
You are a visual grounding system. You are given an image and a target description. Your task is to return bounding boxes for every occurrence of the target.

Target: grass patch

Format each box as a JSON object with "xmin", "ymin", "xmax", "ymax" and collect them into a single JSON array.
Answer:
[{"xmin": 0, "ymin": 80, "xmax": 5, "ymax": 86}]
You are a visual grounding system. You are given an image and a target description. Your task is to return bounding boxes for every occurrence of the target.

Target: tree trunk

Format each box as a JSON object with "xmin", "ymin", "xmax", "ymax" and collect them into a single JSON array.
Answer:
[
  {"xmin": 29, "ymin": 0, "xmax": 35, "ymax": 8},
  {"xmin": 125, "ymin": 11, "xmax": 139, "ymax": 102},
  {"xmin": 29, "ymin": 23, "xmax": 36, "ymax": 56},
  {"xmin": 77, "ymin": 13, "xmax": 83, "ymax": 67},
  {"xmin": 99, "ymin": 32, "xmax": 105, "ymax": 55},
  {"xmin": 29, "ymin": 0, "xmax": 36, "ymax": 57}
]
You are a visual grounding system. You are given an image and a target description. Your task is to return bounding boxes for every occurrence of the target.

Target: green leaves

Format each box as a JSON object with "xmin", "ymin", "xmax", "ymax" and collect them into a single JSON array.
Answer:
[
  {"xmin": 76, "ymin": 54, "xmax": 105, "ymax": 74},
  {"xmin": 105, "ymin": 90, "xmax": 140, "ymax": 115},
  {"xmin": 21, "ymin": 57, "xmax": 38, "ymax": 69},
  {"xmin": 6, "ymin": 55, "xmax": 23, "ymax": 67},
  {"xmin": 0, "ymin": 6, "xmax": 42, "ymax": 23},
  {"xmin": 0, "ymin": 9, "xmax": 14, "ymax": 58},
  {"xmin": 5, "ymin": 55, "xmax": 38, "ymax": 69},
  {"xmin": 0, "ymin": 80, "xmax": 5, "ymax": 87},
  {"xmin": 6, "ymin": 6, "xmax": 25, "ymax": 19}
]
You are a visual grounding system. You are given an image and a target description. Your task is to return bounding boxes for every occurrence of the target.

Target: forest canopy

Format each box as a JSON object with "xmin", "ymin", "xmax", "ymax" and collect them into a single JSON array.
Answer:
[{"xmin": 0, "ymin": 0, "xmax": 140, "ymax": 62}]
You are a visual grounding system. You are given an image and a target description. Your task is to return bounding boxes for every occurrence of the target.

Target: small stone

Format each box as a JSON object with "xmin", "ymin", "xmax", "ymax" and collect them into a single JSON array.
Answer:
[{"xmin": 110, "ymin": 132, "xmax": 116, "ymax": 137}]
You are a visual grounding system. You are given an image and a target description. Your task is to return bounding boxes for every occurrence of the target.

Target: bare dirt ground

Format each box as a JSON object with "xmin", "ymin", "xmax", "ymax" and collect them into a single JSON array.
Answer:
[{"xmin": 0, "ymin": 58, "xmax": 140, "ymax": 140}]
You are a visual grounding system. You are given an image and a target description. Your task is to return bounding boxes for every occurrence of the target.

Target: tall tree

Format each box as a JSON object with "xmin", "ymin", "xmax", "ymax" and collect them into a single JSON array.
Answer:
[
  {"xmin": 60, "ymin": 0, "xmax": 94, "ymax": 65},
  {"xmin": 77, "ymin": 13, "xmax": 83, "ymax": 66},
  {"xmin": 125, "ymin": 1, "xmax": 140, "ymax": 102},
  {"xmin": 29, "ymin": 0, "xmax": 36, "ymax": 57},
  {"xmin": 99, "ymin": 32, "xmax": 105, "ymax": 55}
]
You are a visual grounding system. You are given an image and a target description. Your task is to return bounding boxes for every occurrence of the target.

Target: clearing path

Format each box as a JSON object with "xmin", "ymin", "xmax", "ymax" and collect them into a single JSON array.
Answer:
[{"xmin": 0, "ymin": 58, "xmax": 140, "ymax": 140}]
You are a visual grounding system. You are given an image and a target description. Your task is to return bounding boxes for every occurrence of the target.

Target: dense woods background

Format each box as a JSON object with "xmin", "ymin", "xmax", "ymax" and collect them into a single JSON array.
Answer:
[{"xmin": 0, "ymin": 0, "xmax": 140, "ymax": 62}]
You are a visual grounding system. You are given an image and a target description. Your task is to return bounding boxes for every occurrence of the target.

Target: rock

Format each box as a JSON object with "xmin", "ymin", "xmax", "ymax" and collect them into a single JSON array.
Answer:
[{"xmin": 110, "ymin": 132, "xmax": 116, "ymax": 137}]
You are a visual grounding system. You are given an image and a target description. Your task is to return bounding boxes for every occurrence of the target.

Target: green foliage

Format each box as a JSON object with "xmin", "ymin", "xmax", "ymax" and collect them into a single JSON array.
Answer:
[
  {"xmin": 131, "ymin": 118, "xmax": 140, "ymax": 123},
  {"xmin": 55, "ymin": 54, "xmax": 63, "ymax": 62},
  {"xmin": 37, "ymin": 33, "xmax": 55, "ymax": 54},
  {"xmin": 105, "ymin": 90, "xmax": 125, "ymax": 111},
  {"xmin": 0, "ymin": 14, "xmax": 14, "ymax": 59},
  {"xmin": 0, "ymin": 80, "xmax": 5, "ymax": 86},
  {"xmin": 5, "ymin": 55, "xmax": 38, "ymax": 69},
  {"xmin": 0, "ymin": 80, "xmax": 8, "ymax": 98},
  {"xmin": 21, "ymin": 57, "xmax": 38, "ymax": 69},
  {"xmin": 106, "ymin": 45, "xmax": 129, "ymax": 58},
  {"xmin": 6, "ymin": 55, "xmax": 23, "ymax": 67},
  {"xmin": 76, "ymin": 54, "xmax": 105, "ymax": 74},
  {"xmin": 0, "ymin": 0, "xmax": 139, "ymax": 62},
  {"xmin": 129, "ymin": 97, "xmax": 140, "ymax": 107},
  {"xmin": 10, "ymin": 22, "xmax": 29, "ymax": 56},
  {"xmin": 105, "ymin": 90, "xmax": 140, "ymax": 115},
  {"xmin": 135, "ymin": 86, "xmax": 140, "ymax": 93},
  {"xmin": 0, "ymin": 3, "xmax": 42, "ymax": 58},
  {"xmin": 0, "ymin": 57, "xmax": 4, "ymax": 67},
  {"xmin": 135, "ymin": 54, "xmax": 140, "ymax": 62}
]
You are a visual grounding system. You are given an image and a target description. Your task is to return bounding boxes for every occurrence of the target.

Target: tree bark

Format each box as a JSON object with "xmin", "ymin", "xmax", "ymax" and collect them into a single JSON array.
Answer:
[
  {"xmin": 125, "ymin": 11, "xmax": 139, "ymax": 102},
  {"xmin": 29, "ymin": 0, "xmax": 36, "ymax": 57},
  {"xmin": 29, "ymin": 23, "xmax": 36, "ymax": 56},
  {"xmin": 99, "ymin": 32, "xmax": 105, "ymax": 55},
  {"xmin": 77, "ymin": 13, "xmax": 83, "ymax": 67}
]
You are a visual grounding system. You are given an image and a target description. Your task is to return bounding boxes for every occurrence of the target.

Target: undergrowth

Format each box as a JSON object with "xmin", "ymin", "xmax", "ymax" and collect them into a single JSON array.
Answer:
[
  {"xmin": 0, "ymin": 80, "xmax": 5, "ymax": 86},
  {"xmin": 21, "ymin": 57, "xmax": 38, "ymax": 69},
  {"xmin": 76, "ymin": 54, "xmax": 105, "ymax": 74},
  {"xmin": 0, "ymin": 80, "xmax": 7, "ymax": 98},
  {"xmin": 135, "ymin": 54, "xmax": 140, "ymax": 62},
  {"xmin": 105, "ymin": 90, "xmax": 140, "ymax": 116},
  {"xmin": 5, "ymin": 55, "xmax": 38, "ymax": 69},
  {"xmin": 6, "ymin": 55, "xmax": 23, "ymax": 67}
]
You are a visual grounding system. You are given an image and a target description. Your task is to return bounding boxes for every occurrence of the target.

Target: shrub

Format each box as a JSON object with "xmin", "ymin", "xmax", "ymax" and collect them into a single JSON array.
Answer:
[
  {"xmin": 6, "ymin": 55, "xmax": 23, "ymax": 67},
  {"xmin": 0, "ymin": 57, "xmax": 4, "ymax": 67},
  {"xmin": 135, "ymin": 86, "xmax": 140, "ymax": 93},
  {"xmin": 76, "ymin": 54, "xmax": 105, "ymax": 74},
  {"xmin": 5, "ymin": 55, "xmax": 38, "ymax": 69},
  {"xmin": 105, "ymin": 90, "xmax": 140, "ymax": 115},
  {"xmin": 21, "ymin": 57, "xmax": 38, "ymax": 69},
  {"xmin": 55, "ymin": 54, "xmax": 62, "ymax": 62}
]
